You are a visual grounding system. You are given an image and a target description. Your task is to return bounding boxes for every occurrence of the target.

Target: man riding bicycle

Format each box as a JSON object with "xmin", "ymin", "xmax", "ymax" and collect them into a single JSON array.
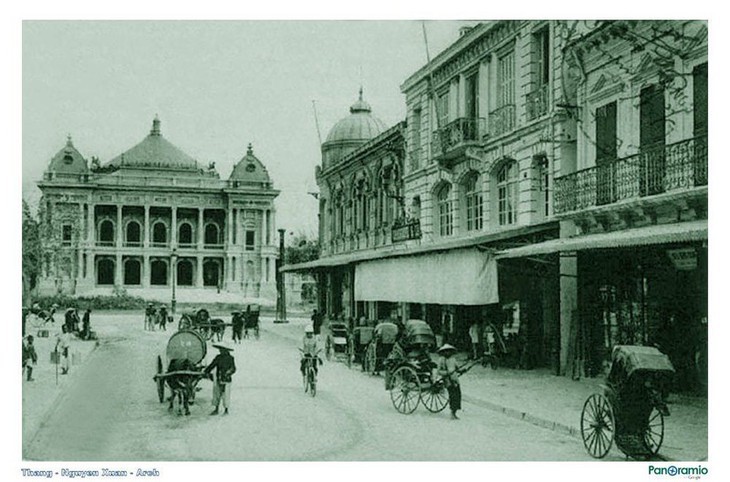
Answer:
[{"xmin": 300, "ymin": 324, "xmax": 321, "ymax": 376}]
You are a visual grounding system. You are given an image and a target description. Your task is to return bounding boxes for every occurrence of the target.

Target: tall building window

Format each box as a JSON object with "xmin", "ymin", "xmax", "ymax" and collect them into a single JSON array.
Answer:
[
  {"xmin": 204, "ymin": 223, "xmax": 219, "ymax": 245},
  {"xmin": 533, "ymin": 27, "xmax": 550, "ymax": 88},
  {"xmin": 498, "ymin": 51, "xmax": 515, "ymax": 109},
  {"xmin": 411, "ymin": 108, "xmax": 422, "ymax": 171},
  {"xmin": 639, "ymin": 84, "xmax": 666, "ymax": 196},
  {"xmin": 178, "ymin": 222, "xmax": 193, "ymax": 245},
  {"xmin": 126, "ymin": 221, "xmax": 141, "ymax": 246},
  {"xmin": 464, "ymin": 173, "xmax": 483, "ymax": 231},
  {"xmin": 98, "ymin": 220, "xmax": 114, "ymax": 245},
  {"xmin": 693, "ymin": 62, "xmax": 708, "ymax": 136},
  {"xmin": 245, "ymin": 230, "xmax": 255, "ymax": 251},
  {"xmin": 437, "ymin": 90, "xmax": 449, "ymax": 129},
  {"xmin": 97, "ymin": 258, "xmax": 114, "ymax": 285},
  {"xmin": 497, "ymin": 161, "xmax": 519, "ymax": 226},
  {"xmin": 465, "ymin": 72, "xmax": 479, "ymax": 119},
  {"xmin": 437, "ymin": 183, "xmax": 453, "ymax": 236},
  {"xmin": 62, "ymin": 224, "xmax": 72, "ymax": 246},
  {"xmin": 152, "ymin": 222, "xmax": 167, "ymax": 245}
]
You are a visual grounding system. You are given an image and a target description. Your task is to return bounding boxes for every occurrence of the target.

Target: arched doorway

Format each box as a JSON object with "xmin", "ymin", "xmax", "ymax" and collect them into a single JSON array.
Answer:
[
  {"xmin": 203, "ymin": 259, "xmax": 220, "ymax": 287},
  {"xmin": 150, "ymin": 259, "xmax": 168, "ymax": 285},
  {"xmin": 179, "ymin": 222, "xmax": 193, "ymax": 245},
  {"xmin": 126, "ymin": 221, "xmax": 141, "ymax": 246},
  {"xmin": 124, "ymin": 258, "xmax": 141, "ymax": 285},
  {"xmin": 177, "ymin": 259, "xmax": 193, "ymax": 286},
  {"xmin": 97, "ymin": 258, "xmax": 114, "ymax": 285},
  {"xmin": 99, "ymin": 220, "xmax": 115, "ymax": 245},
  {"xmin": 152, "ymin": 222, "xmax": 167, "ymax": 245},
  {"xmin": 205, "ymin": 223, "xmax": 219, "ymax": 245}
]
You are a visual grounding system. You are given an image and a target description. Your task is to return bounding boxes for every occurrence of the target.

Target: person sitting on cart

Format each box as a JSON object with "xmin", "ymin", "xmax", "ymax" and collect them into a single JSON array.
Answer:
[
  {"xmin": 300, "ymin": 324, "xmax": 321, "ymax": 376},
  {"xmin": 437, "ymin": 344, "xmax": 462, "ymax": 420}
]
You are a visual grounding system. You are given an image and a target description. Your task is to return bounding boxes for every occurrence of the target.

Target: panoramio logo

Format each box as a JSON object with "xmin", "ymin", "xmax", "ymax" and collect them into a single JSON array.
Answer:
[{"xmin": 648, "ymin": 465, "xmax": 708, "ymax": 477}]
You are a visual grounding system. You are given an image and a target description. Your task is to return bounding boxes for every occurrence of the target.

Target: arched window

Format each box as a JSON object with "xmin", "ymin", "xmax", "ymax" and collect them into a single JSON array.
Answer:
[
  {"xmin": 152, "ymin": 222, "xmax": 167, "ymax": 245},
  {"xmin": 126, "ymin": 221, "xmax": 141, "ymax": 246},
  {"xmin": 497, "ymin": 161, "xmax": 519, "ymax": 226},
  {"xmin": 99, "ymin": 220, "xmax": 114, "ymax": 245},
  {"xmin": 150, "ymin": 259, "xmax": 168, "ymax": 285},
  {"xmin": 204, "ymin": 223, "xmax": 219, "ymax": 245},
  {"xmin": 463, "ymin": 173, "xmax": 483, "ymax": 231},
  {"xmin": 97, "ymin": 258, "xmax": 114, "ymax": 285},
  {"xmin": 177, "ymin": 259, "xmax": 193, "ymax": 286},
  {"xmin": 178, "ymin": 222, "xmax": 193, "ymax": 245},
  {"xmin": 436, "ymin": 183, "xmax": 453, "ymax": 236},
  {"xmin": 124, "ymin": 258, "xmax": 141, "ymax": 285}
]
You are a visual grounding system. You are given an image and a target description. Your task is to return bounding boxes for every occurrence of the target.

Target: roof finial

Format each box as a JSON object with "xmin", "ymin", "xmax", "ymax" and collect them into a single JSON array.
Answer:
[
  {"xmin": 247, "ymin": 143, "xmax": 253, "ymax": 155},
  {"xmin": 66, "ymin": 134, "xmax": 73, "ymax": 147},
  {"xmin": 359, "ymin": 86, "xmax": 363, "ymax": 101},
  {"xmin": 151, "ymin": 114, "xmax": 161, "ymax": 136}
]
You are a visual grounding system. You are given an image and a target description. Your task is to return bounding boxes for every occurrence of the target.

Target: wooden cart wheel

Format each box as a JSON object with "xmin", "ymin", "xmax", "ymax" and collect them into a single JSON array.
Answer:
[
  {"xmin": 421, "ymin": 380, "xmax": 449, "ymax": 413},
  {"xmin": 365, "ymin": 343, "xmax": 378, "ymax": 375},
  {"xmin": 156, "ymin": 355, "xmax": 165, "ymax": 403},
  {"xmin": 643, "ymin": 407, "xmax": 665, "ymax": 456},
  {"xmin": 581, "ymin": 393, "xmax": 615, "ymax": 459},
  {"xmin": 390, "ymin": 365, "xmax": 421, "ymax": 414}
]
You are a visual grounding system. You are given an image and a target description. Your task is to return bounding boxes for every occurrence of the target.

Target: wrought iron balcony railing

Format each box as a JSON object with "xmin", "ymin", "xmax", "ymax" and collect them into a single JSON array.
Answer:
[
  {"xmin": 489, "ymin": 104, "xmax": 516, "ymax": 137},
  {"xmin": 554, "ymin": 136, "xmax": 708, "ymax": 214},
  {"xmin": 526, "ymin": 84, "xmax": 549, "ymax": 121},
  {"xmin": 432, "ymin": 117, "xmax": 486, "ymax": 156},
  {"xmin": 391, "ymin": 217, "xmax": 422, "ymax": 243}
]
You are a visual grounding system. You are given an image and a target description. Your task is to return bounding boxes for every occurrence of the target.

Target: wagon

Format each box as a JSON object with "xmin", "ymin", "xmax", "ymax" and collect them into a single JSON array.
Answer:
[
  {"xmin": 153, "ymin": 329, "xmax": 211, "ymax": 415},
  {"xmin": 243, "ymin": 304, "xmax": 261, "ymax": 340},
  {"xmin": 178, "ymin": 308, "xmax": 227, "ymax": 341},
  {"xmin": 325, "ymin": 322, "xmax": 352, "ymax": 367},
  {"xmin": 363, "ymin": 321, "xmax": 398, "ymax": 375},
  {"xmin": 384, "ymin": 319, "xmax": 449, "ymax": 414},
  {"xmin": 580, "ymin": 345, "xmax": 675, "ymax": 459}
]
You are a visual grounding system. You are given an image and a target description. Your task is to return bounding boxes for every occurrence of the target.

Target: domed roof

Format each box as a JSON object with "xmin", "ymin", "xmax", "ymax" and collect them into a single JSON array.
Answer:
[
  {"xmin": 47, "ymin": 135, "xmax": 88, "ymax": 175},
  {"xmin": 106, "ymin": 116, "xmax": 201, "ymax": 170},
  {"xmin": 324, "ymin": 89, "xmax": 387, "ymax": 144},
  {"xmin": 229, "ymin": 143, "xmax": 272, "ymax": 184}
]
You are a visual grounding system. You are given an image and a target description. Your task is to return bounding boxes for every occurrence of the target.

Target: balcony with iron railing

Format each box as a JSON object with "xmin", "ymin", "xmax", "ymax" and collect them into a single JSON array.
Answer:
[
  {"xmin": 432, "ymin": 117, "xmax": 486, "ymax": 166},
  {"xmin": 489, "ymin": 104, "xmax": 516, "ymax": 137},
  {"xmin": 554, "ymin": 136, "xmax": 708, "ymax": 214},
  {"xmin": 526, "ymin": 84, "xmax": 549, "ymax": 121}
]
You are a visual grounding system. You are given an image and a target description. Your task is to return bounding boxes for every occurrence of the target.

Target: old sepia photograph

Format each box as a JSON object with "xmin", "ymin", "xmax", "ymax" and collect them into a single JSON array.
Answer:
[{"xmin": 16, "ymin": 11, "xmax": 712, "ymax": 479}]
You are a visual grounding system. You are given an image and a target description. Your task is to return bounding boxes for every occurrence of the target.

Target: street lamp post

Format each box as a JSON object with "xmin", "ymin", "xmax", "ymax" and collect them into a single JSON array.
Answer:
[
  {"xmin": 171, "ymin": 248, "xmax": 178, "ymax": 316},
  {"xmin": 274, "ymin": 228, "xmax": 288, "ymax": 323}
]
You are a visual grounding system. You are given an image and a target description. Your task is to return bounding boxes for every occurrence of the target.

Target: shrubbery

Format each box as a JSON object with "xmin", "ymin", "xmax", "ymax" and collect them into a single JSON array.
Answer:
[{"xmin": 33, "ymin": 288, "xmax": 149, "ymax": 311}]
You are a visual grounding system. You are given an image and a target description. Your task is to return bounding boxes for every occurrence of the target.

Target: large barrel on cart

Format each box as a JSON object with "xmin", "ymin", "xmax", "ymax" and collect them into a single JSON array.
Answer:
[
  {"xmin": 154, "ymin": 329, "xmax": 208, "ymax": 404},
  {"xmin": 580, "ymin": 345, "xmax": 675, "ymax": 459}
]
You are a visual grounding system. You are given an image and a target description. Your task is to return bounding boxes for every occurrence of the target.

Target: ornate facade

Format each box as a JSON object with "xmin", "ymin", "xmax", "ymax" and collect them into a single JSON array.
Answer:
[{"xmin": 37, "ymin": 117, "xmax": 280, "ymax": 304}]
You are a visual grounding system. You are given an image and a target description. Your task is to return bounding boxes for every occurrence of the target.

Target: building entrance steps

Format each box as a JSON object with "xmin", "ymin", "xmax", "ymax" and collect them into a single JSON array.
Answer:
[{"xmin": 262, "ymin": 318, "xmax": 707, "ymax": 461}]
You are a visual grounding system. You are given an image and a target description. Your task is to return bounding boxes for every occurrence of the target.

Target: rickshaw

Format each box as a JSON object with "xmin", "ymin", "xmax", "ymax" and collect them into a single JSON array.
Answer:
[
  {"xmin": 384, "ymin": 319, "xmax": 449, "ymax": 414},
  {"xmin": 325, "ymin": 322, "xmax": 352, "ymax": 367},
  {"xmin": 179, "ymin": 308, "xmax": 226, "ymax": 341},
  {"xmin": 580, "ymin": 345, "xmax": 675, "ymax": 459},
  {"xmin": 243, "ymin": 304, "xmax": 261, "ymax": 340},
  {"xmin": 363, "ymin": 321, "xmax": 399, "ymax": 375},
  {"xmin": 352, "ymin": 325, "xmax": 374, "ymax": 369}
]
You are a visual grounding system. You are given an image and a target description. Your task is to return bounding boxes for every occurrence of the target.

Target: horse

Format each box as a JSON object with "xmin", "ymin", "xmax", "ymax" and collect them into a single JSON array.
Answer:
[
  {"xmin": 165, "ymin": 358, "xmax": 198, "ymax": 416},
  {"xmin": 209, "ymin": 318, "xmax": 225, "ymax": 342}
]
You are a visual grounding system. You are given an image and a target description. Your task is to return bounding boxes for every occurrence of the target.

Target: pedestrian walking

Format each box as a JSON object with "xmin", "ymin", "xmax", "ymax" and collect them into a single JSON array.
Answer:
[
  {"xmin": 469, "ymin": 321, "xmax": 480, "ymax": 360},
  {"xmin": 158, "ymin": 306, "xmax": 168, "ymax": 331},
  {"xmin": 56, "ymin": 325, "xmax": 72, "ymax": 374},
  {"xmin": 232, "ymin": 311, "xmax": 244, "ymax": 344},
  {"xmin": 311, "ymin": 309, "xmax": 322, "ymax": 336},
  {"xmin": 23, "ymin": 335, "xmax": 38, "ymax": 381},
  {"xmin": 204, "ymin": 342, "xmax": 236, "ymax": 415},
  {"xmin": 437, "ymin": 344, "xmax": 462, "ymax": 420},
  {"xmin": 81, "ymin": 309, "xmax": 91, "ymax": 340}
]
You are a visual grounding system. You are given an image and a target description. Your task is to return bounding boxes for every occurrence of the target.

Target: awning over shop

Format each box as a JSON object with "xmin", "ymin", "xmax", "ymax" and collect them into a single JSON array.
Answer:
[
  {"xmin": 496, "ymin": 220, "xmax": 707, "ymax": 259},
  {"xmin": 354, "ymin": 247, "xmax": 498, "ymax": 305}
]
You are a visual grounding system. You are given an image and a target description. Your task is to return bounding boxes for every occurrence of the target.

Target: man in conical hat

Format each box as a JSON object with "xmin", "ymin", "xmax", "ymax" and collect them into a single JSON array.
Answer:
[
  {"xmin": 204, "ymin": 342, "xmax": 236, "ymax": 415},
  {"xmin": 437, "ymin": 344, "xmax": 462, "ymax": 420}
]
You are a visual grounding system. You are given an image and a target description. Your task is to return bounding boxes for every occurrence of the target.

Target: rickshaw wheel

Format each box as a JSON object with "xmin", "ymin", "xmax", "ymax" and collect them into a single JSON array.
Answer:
[
  {"xmin": 581, "ymin": 393, "xmax": 615, "ymax": 459},
  {"xmin": 365, "ymin": 343, "xmax": 378, "ymax": 375},
  {"xmin": 420, "ymin": 381, "xmax": 449, "ymax": 413},
  {"xmin": 156, "ymin": 355, "xmax": 165, "ymax": 403},
  {"xmin": 643, "ymin": 407, "xmax": 665, "ymax": 456},
  {"xmin": 390, "ymin": 365, "xmax": 421, "ymax": 414}
]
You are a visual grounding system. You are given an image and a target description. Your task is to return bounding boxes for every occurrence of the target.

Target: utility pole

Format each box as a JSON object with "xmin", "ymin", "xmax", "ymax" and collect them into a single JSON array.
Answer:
[{"xmin": 274, "ymin": 228, "xmax": 288, "ymax": 323}]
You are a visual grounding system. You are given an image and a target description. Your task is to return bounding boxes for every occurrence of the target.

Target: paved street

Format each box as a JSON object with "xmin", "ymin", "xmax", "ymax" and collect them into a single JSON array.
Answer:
[{"xmin": 23, "ymin": 312, "xmax": 595, "ymax": 461}]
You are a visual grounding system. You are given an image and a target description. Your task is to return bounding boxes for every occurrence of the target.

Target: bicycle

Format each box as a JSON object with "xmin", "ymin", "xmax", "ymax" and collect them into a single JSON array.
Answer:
[{"xmin": 299, "ymin": 348, "xmax": 321, "ymax": 397}]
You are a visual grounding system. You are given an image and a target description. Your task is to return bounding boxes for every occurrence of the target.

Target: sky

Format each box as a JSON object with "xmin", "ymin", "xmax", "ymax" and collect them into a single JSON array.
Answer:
[{"xmin": 22, "ymin": 20, "xmax": 473, "ymax": 237}]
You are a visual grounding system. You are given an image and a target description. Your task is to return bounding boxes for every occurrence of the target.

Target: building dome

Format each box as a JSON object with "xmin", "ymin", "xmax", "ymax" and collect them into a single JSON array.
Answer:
[
  {"xmin": 324, "ymin": 89, "xmax": 387, "ymax": 143},
  {"xmin": 321, "ymin": 89, "xmax": 386, "ymax": 169},
  {"xmin": 106, "ymin": 116, "xmax": 202, "ymax": 171},
  {"xmin": 229, "ymin": 143, "xmax": 272, "ymax": 186},
  {"xmin": 46, "ymin": 135, "xmax": 88, "ymax": 175}
]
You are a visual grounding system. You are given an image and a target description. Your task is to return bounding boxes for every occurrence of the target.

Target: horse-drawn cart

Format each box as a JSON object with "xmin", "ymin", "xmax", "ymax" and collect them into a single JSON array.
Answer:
[
  {"xmin": 153, "ymin": 329, "xmax": 211, "ymax": 415},
  {"xmin": 178, "ymin": 308, "xmax": 227, "ymax": 341},
  {"xmin": 580, "ymin": 345, "xmax": 675, "ymax": 459}
]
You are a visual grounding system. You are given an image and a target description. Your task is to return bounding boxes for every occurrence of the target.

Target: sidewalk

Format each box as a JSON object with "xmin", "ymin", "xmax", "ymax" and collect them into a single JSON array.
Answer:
[
  {"xmin": 262, "ymin": 316, "xmax": 708, "ymax": 461},
  {"xmin": 22, "ymin": 325, "xmax": 100, "ymax": 448}
]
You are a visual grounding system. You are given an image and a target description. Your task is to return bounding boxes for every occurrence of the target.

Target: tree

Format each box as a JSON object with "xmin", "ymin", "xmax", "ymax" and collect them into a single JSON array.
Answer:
[
  {"xmin": 285, "ymin": 232, "xmax": 319, "ymax": 266},
  {"xmin": 22, "ymin": 199, "xmax": 42, "ymax": 302}
]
